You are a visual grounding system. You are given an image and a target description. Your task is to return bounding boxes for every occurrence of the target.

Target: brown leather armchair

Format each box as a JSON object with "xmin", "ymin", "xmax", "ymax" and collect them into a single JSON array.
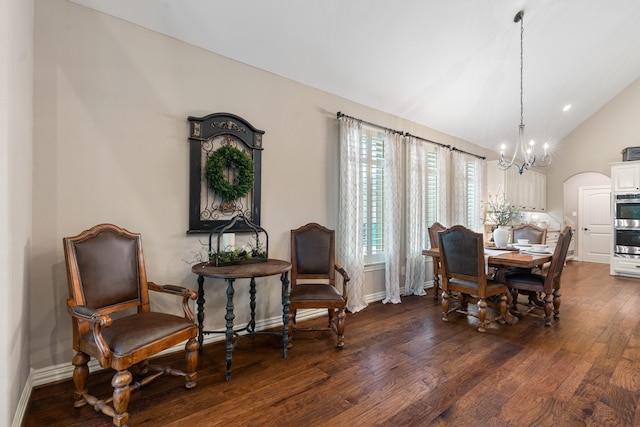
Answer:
[
  {"xmin": 439, "ymin": 225, "xmax": 509, "ymax": 332},
  {"xmin": 288, "ymin": 223, "xmax": 350, "ymax": 348},
  {"xmin": 63, "ymin": 223, "xmax": 198, "ymax": 426}
]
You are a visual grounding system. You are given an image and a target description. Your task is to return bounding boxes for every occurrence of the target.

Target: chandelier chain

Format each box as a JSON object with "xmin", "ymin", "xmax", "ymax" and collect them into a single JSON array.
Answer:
[{"xmin": 520, "ymin": 13, "xmax": 524, "ymax": 128}]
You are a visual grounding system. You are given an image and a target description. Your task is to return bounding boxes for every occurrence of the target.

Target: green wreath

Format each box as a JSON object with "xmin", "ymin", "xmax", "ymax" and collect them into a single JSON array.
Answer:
[{"xmin": 205, "ymin": 146, "xmax": 255, "ymax": 201}]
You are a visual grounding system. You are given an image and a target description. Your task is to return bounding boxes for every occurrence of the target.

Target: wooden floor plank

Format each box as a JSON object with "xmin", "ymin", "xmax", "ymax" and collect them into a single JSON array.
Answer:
[{"xmin": 22, "ymin": 261, "xmax": 640, "ymax": 426}]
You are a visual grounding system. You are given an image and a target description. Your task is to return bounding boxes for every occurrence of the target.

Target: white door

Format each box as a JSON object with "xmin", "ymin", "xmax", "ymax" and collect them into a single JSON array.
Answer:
[{"xmin": 578, "ymin": 186, "xmax": 612, "ymax": 263}]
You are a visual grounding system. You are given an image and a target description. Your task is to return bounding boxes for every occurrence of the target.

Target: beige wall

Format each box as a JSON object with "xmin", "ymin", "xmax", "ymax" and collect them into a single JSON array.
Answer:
[
  {"xmin": 546, "ymin": 77, "xmax": 640, "ymax": 220},
  {"xmin": 2, "ymin": 0, "xmax": 34, "ymax": 424},
  {"xmin": 31, "ymin": 0, "xmax": 492, "ymax": 371}
]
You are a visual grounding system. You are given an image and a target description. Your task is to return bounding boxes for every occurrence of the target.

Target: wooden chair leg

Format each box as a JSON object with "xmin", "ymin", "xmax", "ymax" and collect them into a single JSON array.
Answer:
[
  {"xmin": 477, "ymin": 298, "xmax": 487, "ymax": 333},
  {"xmin": 553, "ymin": 290, "xmax": 561, "ymax": 319},
  {"xmin": 72, "ymin": 352, "xmax": 90, "ymax": 408},
  {"xmin": 442, "ymin": 291, "xmax": 450, "ymax": 321},
  {"xmin": 498, "ymin": 293, "xmax": 507, "ymax": 322},
  {"xmin": 335, "ymin": 308, "xmax": 346, "ymax": 349},
  {"xmin": 111, "ymin": 370, "xmax": 132, "ymax": 427},
  {"xmin": 543, "ymin": 293, "xmax": 554, "ymax": 326},
  {"xmin": 184, "ymin": 338, "xmax": 198, "ymax": 389},
  {"xmin": 287, "ymin": 310, "xmax": 295, "ymax": 348},
  {"xmin": 327, "ymin": 308, "xmax": 333, "ymax": 327}
]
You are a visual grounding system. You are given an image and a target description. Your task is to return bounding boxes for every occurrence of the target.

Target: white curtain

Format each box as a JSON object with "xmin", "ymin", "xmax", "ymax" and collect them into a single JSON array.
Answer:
[
  {"xmin": 451, "ymin": 150, "xmax": 467, "ymax": 227},
  {"xmin": 437, "ymin": 147, "xmax": 449, "ymax": 224},
  {"xmin": 382, "ymin": 131, "xmax": 402, "ymax": 304},
  {"xmin": 338, "ymin": 117, "xmax": 367, "ymax": 313},
  {"xmin": 403, "ymin": 136, "xmax": 428, "ymax": 296},
  {"xmin": 473, "ymin": 157, "xmax": 486, "ymax": 231},
  {"xmin": 451, "ymin": 150, "xmax": 485, "ymax": 231}
]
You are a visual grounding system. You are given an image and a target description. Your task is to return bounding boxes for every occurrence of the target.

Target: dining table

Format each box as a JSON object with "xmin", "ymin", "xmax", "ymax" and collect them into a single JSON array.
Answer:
[
  {"xmin": 422, "ymin": 246, "xmax": 553, "ymax": 289},
  {"xmin": 422, "ymin": 246, "xmax": 553, "ymax": 325}
]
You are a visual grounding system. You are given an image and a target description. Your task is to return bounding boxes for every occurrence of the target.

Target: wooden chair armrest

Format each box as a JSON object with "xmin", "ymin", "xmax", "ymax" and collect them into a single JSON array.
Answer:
[
  {"xmin": 334, "ymin": 264, "xmax": 350, "ymax": 300},
  {"xmin": 69, "ymin": 304, "xmax": 112, "ymax": 326},
  {"xmin": 148, "ymin": 282, "xmax": 197, "ymax": 322},
  {"xmin": 68, "ymin": 304, "xmax": 112, "ymax": 365},
  {"xmin": 149, "ymin": 282, "xmax": 197, "ymax": 299}
]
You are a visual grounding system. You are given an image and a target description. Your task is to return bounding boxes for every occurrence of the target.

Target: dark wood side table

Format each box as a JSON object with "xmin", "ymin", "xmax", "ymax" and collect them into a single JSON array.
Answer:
[{"xmin": 191, "ymin": 259, "xmax": 292, "ymax": 381}]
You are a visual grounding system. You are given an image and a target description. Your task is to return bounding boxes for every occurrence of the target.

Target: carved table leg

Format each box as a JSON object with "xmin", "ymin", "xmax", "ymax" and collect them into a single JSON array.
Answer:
[
  {"xmin": 248, "ymin": 277, "xmax": 256, "ymax": 334},
  {"xmin": 281, "ymin": 271, "xmax": 290, "ymax": 358},
  {"xmin": 196, "ymin": 274, "xmax": 205, "ymax": 351},
  {"xmin": 224, "ymin": 278, "xmax": 236, "ymax": 381}
]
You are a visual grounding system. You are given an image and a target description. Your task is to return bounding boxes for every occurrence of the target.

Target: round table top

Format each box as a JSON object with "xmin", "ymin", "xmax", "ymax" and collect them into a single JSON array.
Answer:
[{"xmin": 192, "ymin": 258, "xmax": 291, "ymax": 279}]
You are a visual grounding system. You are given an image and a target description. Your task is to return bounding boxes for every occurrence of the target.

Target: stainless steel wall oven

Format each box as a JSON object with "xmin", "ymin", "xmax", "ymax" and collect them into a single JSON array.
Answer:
[{"xmin": 614, "ymin": 193, "xmax": 640, "ymax": 257}]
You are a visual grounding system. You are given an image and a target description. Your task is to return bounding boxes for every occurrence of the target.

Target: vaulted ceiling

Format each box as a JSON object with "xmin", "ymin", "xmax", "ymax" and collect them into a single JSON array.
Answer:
[{"xmin": 70, "ymin": 0, "xmax": 640, "ymax": 155}]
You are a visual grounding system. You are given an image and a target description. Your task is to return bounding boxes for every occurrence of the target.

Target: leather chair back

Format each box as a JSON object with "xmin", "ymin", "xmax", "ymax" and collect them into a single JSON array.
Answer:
[
  {"xmin": 544, "ymin": 226, "xmax": 573, "ymax": 292},
  {"xmin": 291, "ymin": 223, "xmax": 335, "ymax": 285},
  {"xmin": 439, "ymin": 225, "xmax": 483, "ymax": 279},
  {"xmin": 428, "ymin": 222, "xmax": 446, "ymax": 249},
  {"xmin": 512, "ymin": 224, "xmax": 547, "ymax": 244}
]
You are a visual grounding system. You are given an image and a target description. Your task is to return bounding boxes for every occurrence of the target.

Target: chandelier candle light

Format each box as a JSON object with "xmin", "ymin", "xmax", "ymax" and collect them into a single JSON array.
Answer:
[{"xmin": 498, "ymin": 10, "xmax": 552, "ymax": 175}]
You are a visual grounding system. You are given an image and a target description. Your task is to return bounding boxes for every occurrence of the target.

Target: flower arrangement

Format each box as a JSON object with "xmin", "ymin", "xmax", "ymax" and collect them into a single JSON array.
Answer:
[{"xmin": 484, "ymin": 193, "xmax": 520, "ymax": 226}]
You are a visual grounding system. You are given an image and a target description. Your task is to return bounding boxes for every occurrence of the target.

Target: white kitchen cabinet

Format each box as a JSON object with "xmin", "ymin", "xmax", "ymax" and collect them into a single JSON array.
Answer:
[
  {"xmin": 487, "ymin": 160, "xmax": 546, "ymax": 212},
  {"xmin": 546, "ymin": 230, "xmax": 559, "ymax": 252},
  {"xmin": 611, "ymin": 257, "xmax": 640, "ymax": 277},
  {"xmin": 611, "ymin": 161, "xmax": 640, "ymax": 192}
]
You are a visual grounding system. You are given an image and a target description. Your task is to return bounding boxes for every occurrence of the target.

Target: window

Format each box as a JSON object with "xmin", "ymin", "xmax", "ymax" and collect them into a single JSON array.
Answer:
[
  {"xmin": 425, "ymin": 149, "xmax": 439, "ymax": 248},
  {"xmin": 361, "ymin": 126, "xmax": 385, "ymax": 262},
  {"xmin": 465, "ymin": 158, "xmax": 478, "ymax": 228},
  {"xmin": 425, "ymin": 150, "xmax": 438, "ymax": 228}
]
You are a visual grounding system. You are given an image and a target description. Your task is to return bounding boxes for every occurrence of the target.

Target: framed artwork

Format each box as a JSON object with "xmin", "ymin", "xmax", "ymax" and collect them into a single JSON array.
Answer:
[{"xmin": 187, "ymin": 113, "xmax": 264, "ymax": 233}]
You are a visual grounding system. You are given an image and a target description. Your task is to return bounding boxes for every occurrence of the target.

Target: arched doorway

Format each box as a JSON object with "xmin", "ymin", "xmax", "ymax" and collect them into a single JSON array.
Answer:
[{"xmin": 563, "ymin": 172, "xmax": 611, "ymax": 261}]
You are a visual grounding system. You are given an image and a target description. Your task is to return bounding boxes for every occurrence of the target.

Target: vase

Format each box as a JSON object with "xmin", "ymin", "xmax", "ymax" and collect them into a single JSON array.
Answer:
[{"xmin": 493, "ymin": 225, "xmax": 509, "ymax": 248}]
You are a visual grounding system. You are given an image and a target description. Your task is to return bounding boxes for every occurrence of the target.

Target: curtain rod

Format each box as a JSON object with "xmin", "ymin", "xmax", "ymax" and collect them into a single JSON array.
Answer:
[
  {"xmin": 404, "ymin": 132, "xmax": 450, "ymax": 150},
  {"xmin": 336, "ymin": 111, "xmax": 403, "ymax": 135},
  {"xmin": 337, "ymin": 111, "xmax": 485, "ymax": 158},
  {"xmin": 452, "ymin": 146, "xmax": 486, "ymax": 160}
]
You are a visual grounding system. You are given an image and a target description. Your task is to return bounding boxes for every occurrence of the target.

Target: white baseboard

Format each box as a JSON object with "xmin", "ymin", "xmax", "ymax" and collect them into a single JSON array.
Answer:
[{"xmin": 11, "ymin": 368, "xmax": 34, "ymax": 427}]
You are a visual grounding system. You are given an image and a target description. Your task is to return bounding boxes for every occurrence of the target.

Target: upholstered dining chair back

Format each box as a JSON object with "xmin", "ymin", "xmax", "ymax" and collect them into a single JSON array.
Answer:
[
  {"xmin": 69, "ymin": 228, "xmax": 144, "ymax": 317},
  {"xmin": 439, "ymin": 225, "xmax": 483, "ymax": 280},
  {"xmin": 511, "ymin": 224, "xmax": 547, "ymax": 245},
  {"xmin": 291, "ymin": 224, "xmax": 335, "ymax": 285},
  {"xmin": 438, "ymin": 225, "xmax": 508, "ymax": 332},
  {"xmin": 428, "ymin": 221, "xmax": 446, "ymax": 249},
  {"xmin": 543, "ymin": 226, "xmax": 573, "ymax": 293}
]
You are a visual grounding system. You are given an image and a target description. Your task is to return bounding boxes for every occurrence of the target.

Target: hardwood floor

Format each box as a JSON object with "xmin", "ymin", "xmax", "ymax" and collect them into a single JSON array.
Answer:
[{"xmin": 24, "ymin": 261, "xmax": 640, "ymax": 426}]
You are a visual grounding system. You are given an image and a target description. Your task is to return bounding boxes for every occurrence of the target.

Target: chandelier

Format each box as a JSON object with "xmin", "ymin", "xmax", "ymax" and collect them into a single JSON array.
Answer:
[{"xmin": 498, "ymin": 10, "xmax": 552, "ymax": 175}]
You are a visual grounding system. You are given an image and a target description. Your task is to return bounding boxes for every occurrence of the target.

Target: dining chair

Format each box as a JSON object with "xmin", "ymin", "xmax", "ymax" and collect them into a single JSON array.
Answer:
[
  {"xmin": 438, "ymin": 225, "xmax": 509, "ymax": 332},
  {"xmin": 511, "ymin": 223, "xmax": 547, "ymax": 244},
  {"xmin": 510, "ymin": 223, "xmax": 549, "ymax": 277},
  {"xmin": 504, "ymin": 226, "xmax": 573, "ymax": 325},
  {"xmin": 428, "ymin": 222, "xmax": 446, "ymax": 300},
  {"xmin": 63, "ymin": 224, "xmax": 199, "ymax": 426},
  {"xmin": 289, "ymin": 223, "xmax": 350, "ymax": 348}
]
